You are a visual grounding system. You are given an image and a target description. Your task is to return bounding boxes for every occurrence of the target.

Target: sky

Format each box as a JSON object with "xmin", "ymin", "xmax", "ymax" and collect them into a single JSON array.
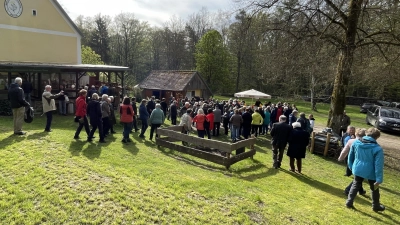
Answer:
[{"xmin": 58, "ymin": 0, "xmax": 236, "ymax": 26}]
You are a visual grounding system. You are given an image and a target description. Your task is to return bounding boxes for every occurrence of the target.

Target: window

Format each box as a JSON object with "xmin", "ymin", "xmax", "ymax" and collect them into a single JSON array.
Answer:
[
  {"xmin": 0, "ymin": 73, "xmax": 8, "ymax": 90},
  {"xmin": 42, "ymin": 73, "xmax": 59, "ymax": 91}
]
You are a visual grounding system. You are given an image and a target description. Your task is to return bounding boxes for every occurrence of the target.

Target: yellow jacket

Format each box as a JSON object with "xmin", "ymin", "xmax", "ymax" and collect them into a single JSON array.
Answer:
[{"xmin": 251, "ymin": 112, "xmax": 263, "ymax": 125}]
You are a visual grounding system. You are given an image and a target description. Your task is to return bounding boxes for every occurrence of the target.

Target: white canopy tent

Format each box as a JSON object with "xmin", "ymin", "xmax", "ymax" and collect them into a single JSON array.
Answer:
[{"xmin": 234, "ymin": 89, "xmax": 271, "ymax": 99}]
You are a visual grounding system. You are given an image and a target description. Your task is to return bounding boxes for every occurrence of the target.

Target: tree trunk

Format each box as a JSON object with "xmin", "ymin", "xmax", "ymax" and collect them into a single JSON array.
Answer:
[
  {"xmin": 327, "ymin": 0, "xmax": 363, "ymax": 133},
  {"xmin": 236, "ymin": 52, "xmax": 241, "ymax": 93}
]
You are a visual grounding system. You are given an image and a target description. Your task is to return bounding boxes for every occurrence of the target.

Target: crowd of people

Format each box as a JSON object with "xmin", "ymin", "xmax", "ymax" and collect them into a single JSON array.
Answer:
[{"xmin": 7, "ymin": 77, "xmax": 386, "ymax": 212}]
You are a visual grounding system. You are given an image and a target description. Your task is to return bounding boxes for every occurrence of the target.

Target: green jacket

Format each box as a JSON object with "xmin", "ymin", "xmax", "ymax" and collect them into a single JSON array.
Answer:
[
  {"xmin": 251, "ymin": 112, "xmax": 263, "ymax": 125},
  {"xmin": 149, "ymin": 108, "xmax": 165, "ymax": 125}
]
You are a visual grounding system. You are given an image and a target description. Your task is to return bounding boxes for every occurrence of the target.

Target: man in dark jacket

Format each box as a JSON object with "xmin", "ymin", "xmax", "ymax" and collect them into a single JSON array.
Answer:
[
  {"xmin": 88, "ymin": 85, "xmax": 98, "ymax": 99},
  {"xmin": 270, "ymin": 115, "xmax": 293, "ymax": 169},
  {"xmin": 213, "ymin": 105, "xmax": 222, "ymax": 136},
  {"xmin": 170, "ymin": 101, "xmax": 178, "ymax": 125},
  {"xmin": 160, "ymin": 98, "xmax": 168, "ymax": 117},
  {"xmin": 241, "ymin": 108, "xmax": 253, "ymax": 139},
  {"xmin": 8, "ymin": 77, "xmax": 30, "ymax": 135},
  {"xmin": 21, "ymin": 77, "xmax": 33, "ymax": 105},
  {"xmin": 147, "ymin": 96, "xmax": 155, "ymax": 115},
  {"xmin": 139, "ymin": 99, "xmax": 150, "ymax": 138}
]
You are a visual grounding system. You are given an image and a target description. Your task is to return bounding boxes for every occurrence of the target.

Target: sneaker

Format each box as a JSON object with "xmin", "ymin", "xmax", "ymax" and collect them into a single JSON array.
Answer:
[
  {"xmin": 87, "ymin": 139, "xmax": 93, "ymax": 142},
  {"xmin": 373, "ymin": 205, "xmax": 385, "ymax": 212},
  {"xmin": 14, "ymin": 131, "xmax": 26, "ymax": 135},
  {"xmin": 122, "ymin": 139, "xmax": 127, "ymax": 143},
  {"xmin": 73, "ymin": 136, "xmax": 80, "ymax": 139},
  {"xmin": 346, "ymin": 203, "xmax": 355, "ymax": 209},
  {"xmin": 127, "ymin": 139, "xmax": 132, "ymax": 142},
  {"xmin": 44, "ymin": 129, "xmax": 52, "ymax": 132},
  {"xmin": 99, "ymin": 140, "xmax": 106, "ymax": 143},
  {"xmin": 359, "ymin": 190, "xmax": 367, "ymax": 195}
]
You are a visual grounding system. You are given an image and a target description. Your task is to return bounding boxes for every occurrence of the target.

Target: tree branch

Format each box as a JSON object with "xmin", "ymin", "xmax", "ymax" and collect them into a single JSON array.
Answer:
[
  {"xmin": 324, "ymin": 0, "xmax": 348, "ymax": 23},
  {"xmin": 357, "ymin": 41, "xmax": 400, "ymax": 47}
]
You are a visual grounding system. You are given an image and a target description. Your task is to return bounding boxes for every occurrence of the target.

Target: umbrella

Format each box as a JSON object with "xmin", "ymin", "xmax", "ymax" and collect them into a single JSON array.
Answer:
[
  {"xmin": 234, "ymin": 89, "xmax": 271, "ymax": 99},
  {"xmin": 234, "ymin": 89, "xmax": 271, "ymax": 105}
]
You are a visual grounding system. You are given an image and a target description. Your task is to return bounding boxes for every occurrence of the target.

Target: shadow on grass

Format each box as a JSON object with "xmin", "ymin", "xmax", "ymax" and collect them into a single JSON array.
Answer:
[
  {"xmin": 380, "ymin": 186, "xmax": 400, "ymax": 196},
  {"xmin": 352, "ymin": 206, "xmax": 400, "ymax": 224},
  {"xmin": 157, "ymin": 146, "xmax": 226, "ymax": 173},
  {"xmin": 279, "ymin": 169, "xmax": 373, "ymax": 207},
  {"xmin": 0, "ymin": 134, "xmax": 25, "ymax": 148},
  {"xmin": 26, "ymin": 131, "xmax": 49, "ymax": 140},
  {"xmin": 239, "ymin": 167, "xmax": 279, "ymax": 182}
]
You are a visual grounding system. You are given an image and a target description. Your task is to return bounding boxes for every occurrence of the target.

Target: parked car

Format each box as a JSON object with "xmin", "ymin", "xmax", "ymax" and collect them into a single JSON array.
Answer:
[
  {"xmin": 388, "ymin": 102, "xmax": 400, "ymax": 109},
  {"xmin": 360, "ymin": 103, "xmax": 375, "ymax": 113},
  {"xmin": 366, "ymin": 106, "xmax": 400, "ymax": 133}
]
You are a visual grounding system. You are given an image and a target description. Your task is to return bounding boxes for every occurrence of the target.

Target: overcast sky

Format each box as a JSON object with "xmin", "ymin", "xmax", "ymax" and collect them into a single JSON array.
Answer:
[{"xmin": 58, "ymin": 0, "xmax": 236, "ymax": 26}]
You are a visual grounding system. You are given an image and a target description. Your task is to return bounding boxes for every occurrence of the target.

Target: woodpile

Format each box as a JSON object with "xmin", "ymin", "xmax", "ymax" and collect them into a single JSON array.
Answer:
[{"xmin": 310, "ymin": 130, "xmax": 341, "ymax": 158}]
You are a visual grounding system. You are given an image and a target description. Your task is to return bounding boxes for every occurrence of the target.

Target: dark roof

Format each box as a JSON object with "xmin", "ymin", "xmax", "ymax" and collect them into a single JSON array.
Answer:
[
  {"xmin": 0, "ymin": 62, "xmax": 130, "ymax": 72},
  {"xmin": 53, "ymin": 0, "xmax": 84, "ymax": 37},
  {"xmin": 139, "ymin": 70, "xmax": 212, "ymax": 92}
]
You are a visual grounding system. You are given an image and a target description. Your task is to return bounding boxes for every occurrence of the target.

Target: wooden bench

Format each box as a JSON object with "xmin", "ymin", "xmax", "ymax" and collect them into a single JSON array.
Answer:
[{"xmin": 156, "ymin": 126, "xmax": 256, "ymax": 169}]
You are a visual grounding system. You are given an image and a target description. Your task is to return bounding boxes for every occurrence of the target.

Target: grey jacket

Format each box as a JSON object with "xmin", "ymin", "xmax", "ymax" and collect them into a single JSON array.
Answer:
[
  {"xmin": 230, "ymin": 114, "xmax": 243, "ymax": 127},
  {"xmin": 213, "ymin": 109, "xmax": 222, "ymax": 123},
  {"xmin": 101, "ymin": 100, "xmax": 110, "ymax": 118}
]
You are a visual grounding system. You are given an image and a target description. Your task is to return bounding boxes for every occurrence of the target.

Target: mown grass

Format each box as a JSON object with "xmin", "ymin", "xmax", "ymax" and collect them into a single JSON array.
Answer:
[{"xmin": 0, "ymin": 99, "xmax": 399, "ymax": 224}]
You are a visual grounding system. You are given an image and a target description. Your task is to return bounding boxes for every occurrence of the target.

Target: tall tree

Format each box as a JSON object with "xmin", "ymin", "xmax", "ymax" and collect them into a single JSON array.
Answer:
[
  {"xmin": 195, "ymin": 30, "xmax": 230, "ymax": 92},
  {"xmin": 90, "ymin": 14, "xmax": 111, "ymax": 64},
  {"xmin": 239, "ymin": 0, "xmax": 400, "ymax": 132}
]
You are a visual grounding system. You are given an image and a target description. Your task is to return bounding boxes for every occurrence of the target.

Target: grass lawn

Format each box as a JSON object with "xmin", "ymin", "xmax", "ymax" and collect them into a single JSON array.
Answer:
[{"xmin": 0, "ymin": 98, "xmax": 399, "ymax": 224}]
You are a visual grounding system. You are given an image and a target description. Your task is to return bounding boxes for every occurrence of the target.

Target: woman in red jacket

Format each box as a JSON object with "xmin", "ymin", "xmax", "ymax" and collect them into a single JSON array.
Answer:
[
  {"xmin": 74, "ymin": 90, "xmax": 90, "ymax": 139},
  {"xmin": 193, "ymin": 109, "xmax": 208, "ymax": 138},
  {"xmin": 205, "ymin": 108, "xmax": 214, "ymax": 139},
  {"xmin": 120, "ymin": 97, "xmax": 134, "ymax": 143}
]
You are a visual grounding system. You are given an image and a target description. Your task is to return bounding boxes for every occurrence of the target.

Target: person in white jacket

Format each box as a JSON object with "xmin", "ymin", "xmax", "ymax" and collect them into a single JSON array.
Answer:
[
  {"xmin": 42, "ymin": 85, "xmax": 63, "ymax": 132},
  {"xmin": 338, "ymin": 128, "xmax": 367, "ymax": 195},
  {"xmin": 179, "ymin": 109, "xmax": 192, "ymax": 146}
]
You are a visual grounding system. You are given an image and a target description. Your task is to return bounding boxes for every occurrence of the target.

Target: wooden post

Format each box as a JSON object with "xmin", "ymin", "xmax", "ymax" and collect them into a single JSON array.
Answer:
[
  {"xmin": 323, "ymin": 133, "xmax": 331, "ymax": 157},
  {"xmin": 310, "ymin": 132, "xmax": 315, "ymax": 153}
]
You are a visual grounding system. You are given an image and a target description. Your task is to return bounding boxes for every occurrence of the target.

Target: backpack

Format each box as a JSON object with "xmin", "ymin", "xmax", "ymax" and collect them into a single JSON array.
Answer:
[{"xmin": 24, "ymin": 106, "xmax": 34, "ymax": 123}]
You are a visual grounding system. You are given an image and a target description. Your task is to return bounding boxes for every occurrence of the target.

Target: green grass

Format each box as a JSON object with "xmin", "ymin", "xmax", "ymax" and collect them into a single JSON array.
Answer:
[{"xmin": 0, "ymin": 99, "xmax": 399, "ymax": 224}]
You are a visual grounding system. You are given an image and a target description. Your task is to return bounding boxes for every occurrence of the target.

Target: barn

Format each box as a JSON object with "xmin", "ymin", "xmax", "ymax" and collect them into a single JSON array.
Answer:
[{"xmin": 139, "ymin": 70, "xmax": 213, "ymax": 100}]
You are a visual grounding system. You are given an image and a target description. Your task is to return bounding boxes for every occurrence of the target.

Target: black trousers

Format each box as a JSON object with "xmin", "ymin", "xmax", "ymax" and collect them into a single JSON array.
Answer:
[
  {"xmin": 272, "ymin": 144, "xmax": 286, "ymax": 167},
  {"xmin": 213, "ymin": 122, "xmax": 220, "ymax": 136},
  {"xmin": 102, "ymin": 117, "xmax": 110, "ymax": 135},
  {"xmin": 205, "ymin": 128, "xmax": 211, "ymax": 139},
  {"xmin": 89, "ymin": 120, "xmax": 104, "ymax": 141},
  {"xmin": 223, "ymin": 122, "xmax": 229, "ymax": 135},
  {"xmin": 45, "ymin": 111, "xmax": 53, "ymax": 131},
  {"xmin": 243, "ymin": 127, "xmax": 251, "ymax": 139},
  {"xmin": 346, "ymin": 176, "xmax": 381, "ymax": 207},
  {"xmin": 171, "ymin": 115, "xmax": 177, "ymax": 125},
  {"xmin": 252, "ymin": 125, "xmax": 261, "ymax": 137},
  {"xmin": 74, "ymin": 116, "xmax": 90, "ymax": 138},
  {"xmin": 132, "ymin": 117, "xmax": 138, "ymax": 131},
  {"xmin": 150, "ymin": 123, "xmax": 161, "ymax": 140}
]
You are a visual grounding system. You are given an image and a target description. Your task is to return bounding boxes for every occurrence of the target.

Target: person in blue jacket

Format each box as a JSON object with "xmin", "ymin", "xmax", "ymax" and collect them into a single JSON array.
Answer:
[
  {"xmin": 346, "ymin": 128, "xmax": 385, "ymax": 211},
  {"xmin": 139, "ymin": 99, "xmax": 150, "ymax": 138}
]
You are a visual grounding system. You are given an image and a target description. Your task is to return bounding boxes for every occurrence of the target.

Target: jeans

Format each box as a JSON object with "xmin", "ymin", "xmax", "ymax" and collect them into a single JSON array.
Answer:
[
  {"xmin": 140, "ymin": 118, "xmax": 148, "ymax": 137},
  {"xmin": 150, "ymin": 123, "xmax": 161, "ymax": 140},
  {"xmin": 346, "ymin": 176, "xmax": 381, "ymax": 207},
  {"xmin": 197, "ymin": 130, "xmax": 205, "ymax": 138},
  {"xmin": 59, "ymin": 100, "xmax": 66, "ymax": 115},
  {"xmin": 123, "ymin": 122, "xmax": 132, "ymax": 139},
  {"xmin": 213, "ymin": 122, "xmax": 220, "ymax": 136},
  {"xmin": 262, "ymin": 124, "xmax": 269, "ymax": 134},
  {"xmin": 75, "ymin": 116, "xmax": 90, "ymax": 138},
  {"xmin": 231, "ymin": 125, "xmax": 240, "ymax": 140},
  {"xmin": 45, "ymin": 111, "xmax": 53, "ymax": 131},
  {"xmin": 24, "ymin": 93, "xmax": 31, "ymax": 105}
]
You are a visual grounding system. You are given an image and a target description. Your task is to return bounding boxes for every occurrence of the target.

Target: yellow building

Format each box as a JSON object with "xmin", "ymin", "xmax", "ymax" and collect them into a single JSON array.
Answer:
[
  {"xmin": 0, "ymin": 0, "xmax": 81, "ymax": 64},
  {"xmin": 0, "ymin": 0, "xmax": 129, "ymax": 109}
]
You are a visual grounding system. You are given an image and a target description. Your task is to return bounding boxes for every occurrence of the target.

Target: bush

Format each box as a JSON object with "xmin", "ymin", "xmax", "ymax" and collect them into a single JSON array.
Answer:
[{"xmin": 0, "ymin": 100, "xmax": 12, "ymax": 116}]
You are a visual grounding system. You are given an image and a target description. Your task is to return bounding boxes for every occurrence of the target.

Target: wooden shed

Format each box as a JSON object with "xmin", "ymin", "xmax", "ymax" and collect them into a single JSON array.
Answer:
[{"xmin": 139, "ymin": 70, "xmax": 213, "ymax": 100}]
